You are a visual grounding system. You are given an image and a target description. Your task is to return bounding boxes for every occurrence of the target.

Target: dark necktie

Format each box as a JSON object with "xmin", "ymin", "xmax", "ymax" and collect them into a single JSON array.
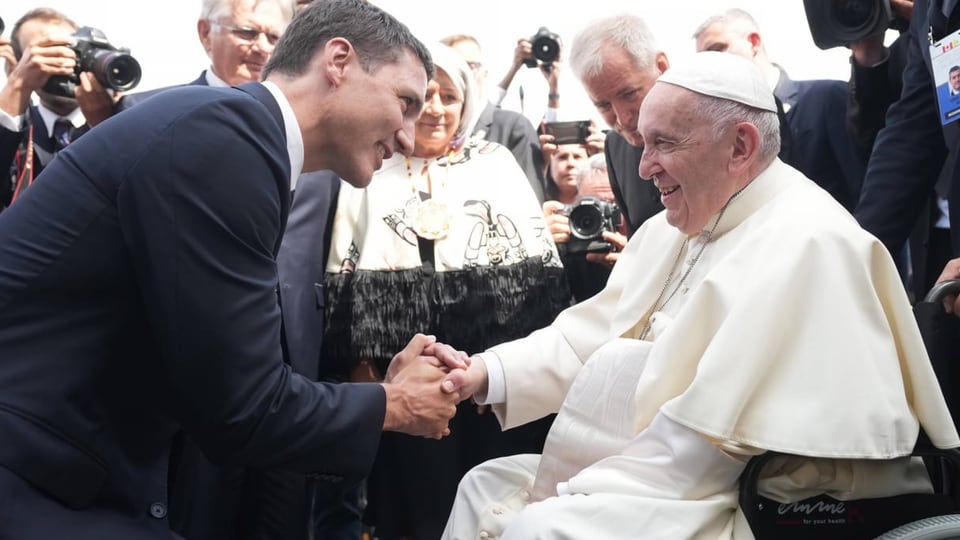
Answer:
[
  {"xmin": 945, "ymin": 0, "xmax": 959, "ymax": 18},
  {"xmin": 52, "ymin": 118, "xmax": 72, "ymax": 152}
]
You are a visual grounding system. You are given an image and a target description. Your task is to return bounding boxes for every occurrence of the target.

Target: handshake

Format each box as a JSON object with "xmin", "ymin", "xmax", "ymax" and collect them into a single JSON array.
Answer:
[{"xmin": 379, "ymin": 334, "xmax": 487, "ymax": 439}]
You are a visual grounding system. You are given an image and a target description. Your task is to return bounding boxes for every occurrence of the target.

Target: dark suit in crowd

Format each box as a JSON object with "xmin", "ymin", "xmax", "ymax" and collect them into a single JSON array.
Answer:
[
  {"xmin": 0, "ymin": 82, "xmax": 385, "ymax": 539},
  {"xmin": 1, "ymin": 105, "xmax": 89, "ymax": 208},
  {"xmin": 857, "ymin": 0, "xmax": 960, "ymax": 258},
  {"xmin": 774, "ymin": 70, "xmax": 866, "ymax": 211},
  {"xmin": 473, "ymin": 101, "xmax": 547, "ymax": 203}
]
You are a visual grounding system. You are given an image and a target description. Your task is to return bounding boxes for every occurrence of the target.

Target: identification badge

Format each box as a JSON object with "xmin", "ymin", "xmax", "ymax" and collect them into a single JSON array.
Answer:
[{"xmin": 930, "ymin": 26, "xmax": 960, "ymax": 125}]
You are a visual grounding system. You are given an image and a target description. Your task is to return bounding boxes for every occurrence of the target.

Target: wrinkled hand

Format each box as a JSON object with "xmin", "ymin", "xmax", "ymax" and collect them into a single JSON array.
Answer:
[
  {"xmin": 76, "ymin": 72, "xmax": 121, "ymax": 127},
  {"xmin": 935, "ymin": 257, "xmax": 960, "ymax": 317},
  {"xmin": 585, "ymin": 230, "xmax": 627, "ymax": 268},
  {"xmin": 542, "ymin": 200, "xmax": 570, "ymax": 244},
  {"xmin": 381, "ymin": 334, "xmax": 469, "ymax": 439},
  {"xmin": 383, "ymin": 333, "xmax": 469, "ymax": 383},
  {"xmin": 443, "ymin": 356, "xmax": 489, "ymax": 404}
]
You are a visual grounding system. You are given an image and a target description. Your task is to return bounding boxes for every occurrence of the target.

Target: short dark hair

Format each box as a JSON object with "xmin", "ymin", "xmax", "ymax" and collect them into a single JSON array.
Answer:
[
  {"xmin": 262, "ymin": 0, "xmax": 433, "ymax": 81},
  {"xmin": 11, "ymin": 8, "xmax": 77, "ymax": 60},
  {"xmin": 951, "ymin": 65, "xmax": 960, "ymax": 75}
]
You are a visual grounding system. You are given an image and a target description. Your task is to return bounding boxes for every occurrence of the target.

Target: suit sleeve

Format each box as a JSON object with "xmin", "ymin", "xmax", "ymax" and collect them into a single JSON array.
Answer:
[
  {"xmin": 855, "ymin": 16, "xmax": 949, "ymax": 255},
  {"xmin": 505, "ymin": 114, "xmax": 546, "ymax": 204},
  {"xmin": 116, "ymin": 99, "xmax": 383, "ymax": 481}
]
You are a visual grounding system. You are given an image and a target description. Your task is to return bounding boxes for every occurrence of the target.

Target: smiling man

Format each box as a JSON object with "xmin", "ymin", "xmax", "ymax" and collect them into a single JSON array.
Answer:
[
  {"xmin": 0, "ymin": 2, "xmax": 469, "ymax": 538},
  {"xmin": 567, "ymin": 14, "xmax": 667, "ymax": 244},
  {"xmin": 439, "ymin": 51, "xmax": 959, "ymax": 539}
]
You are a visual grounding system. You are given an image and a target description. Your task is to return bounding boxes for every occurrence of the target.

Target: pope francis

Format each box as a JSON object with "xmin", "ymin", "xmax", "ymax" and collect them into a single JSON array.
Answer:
[{"xmin": 440, "ymin": 51, "xmax": 960, "ymax": 539}]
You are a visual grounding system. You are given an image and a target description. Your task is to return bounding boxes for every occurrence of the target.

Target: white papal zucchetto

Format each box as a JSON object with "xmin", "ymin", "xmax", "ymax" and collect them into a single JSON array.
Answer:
[{"xmin": 657, "ymin": 51, "xmax": 777, "ymax": 113}]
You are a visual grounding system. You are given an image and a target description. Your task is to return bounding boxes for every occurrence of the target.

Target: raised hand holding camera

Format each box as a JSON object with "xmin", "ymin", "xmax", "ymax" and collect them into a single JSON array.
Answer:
[{"xmin": 43, "ymin": 26, "xmax": 141, "ymax": 98}]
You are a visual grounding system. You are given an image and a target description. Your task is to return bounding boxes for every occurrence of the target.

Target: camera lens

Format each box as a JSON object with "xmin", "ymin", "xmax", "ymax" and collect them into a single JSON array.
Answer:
[
  {"xmin": 92, "ymin": 50, "xmax": 142, "ymax": 91},
  {"xmin": 532, "ymin": 28, "xmax": 560, "ymax": 64},
  {"xmin": 832, "ymin": 0, "xmax": 873, "ymax": 29},
  {"xmin": 568, "ymin": 204, "xmax": 604, "ymax": 240}
]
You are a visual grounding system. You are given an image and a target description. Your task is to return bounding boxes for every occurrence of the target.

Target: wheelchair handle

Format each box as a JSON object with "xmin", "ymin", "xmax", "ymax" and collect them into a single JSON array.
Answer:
[{"xmin": 924, "ymin": 279, "xmax": 960, "ymax": 304}]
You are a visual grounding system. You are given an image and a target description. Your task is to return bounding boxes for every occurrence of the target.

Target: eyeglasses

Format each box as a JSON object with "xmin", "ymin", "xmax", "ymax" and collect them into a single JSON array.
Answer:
[{"xmin": 213, "ymin": 22, "xmax": 281, "ymax": 46}]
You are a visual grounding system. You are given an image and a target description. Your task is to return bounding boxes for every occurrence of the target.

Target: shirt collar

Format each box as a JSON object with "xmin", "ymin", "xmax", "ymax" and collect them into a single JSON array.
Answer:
[
  {"xmin": 37, "ymin": 103, "xmax": 84, "ymax": 138},
  {"xmin": 203, "ymin": 68, "xmax": 230, "ymax": 88},
  {"xmin": 261, "ymin": 80, "xmax": 303, "ymax": 192}
]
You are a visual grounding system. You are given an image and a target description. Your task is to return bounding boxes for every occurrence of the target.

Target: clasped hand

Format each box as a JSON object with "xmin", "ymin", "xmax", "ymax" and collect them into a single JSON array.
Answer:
[{"xmin": 381, "ymin": 334, "xmax": 471, "ymax": 439}]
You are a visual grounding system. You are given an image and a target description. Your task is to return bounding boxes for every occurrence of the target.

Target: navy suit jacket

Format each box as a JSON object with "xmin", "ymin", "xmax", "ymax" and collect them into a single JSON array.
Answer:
[
  {"xmin": 278, "ymin": 171, "xmax": 341, "ymax": 381},
  {"xmin": 1, "ymin": 105, "xmax": 90, "ymax": 208},
  {"xmin": 0, "ymin": 82, "xmax": 384, "ymax": 539},
  {"xmin": 775, "ymin": 71, "xmax": 865, "ymax": 210},
  {"xmin": 856, "ymin": 0, "xmax": 960, "ymax": 256}
]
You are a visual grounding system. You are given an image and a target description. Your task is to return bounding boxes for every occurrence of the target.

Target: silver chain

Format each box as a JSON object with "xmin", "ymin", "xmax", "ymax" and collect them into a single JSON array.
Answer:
[{"xmin": 637, "ymin": 190, "xmax": 740, "ymax": 340}]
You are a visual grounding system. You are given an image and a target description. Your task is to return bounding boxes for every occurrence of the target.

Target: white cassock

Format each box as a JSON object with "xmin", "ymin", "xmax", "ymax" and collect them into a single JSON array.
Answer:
[{"xmin": 442, "ymin": 159, "xmax": 960, "ymax": 539}]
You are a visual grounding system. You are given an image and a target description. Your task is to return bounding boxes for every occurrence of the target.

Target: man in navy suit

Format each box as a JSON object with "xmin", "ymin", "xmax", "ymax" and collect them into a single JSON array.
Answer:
[{"xmin": 0, "ymin": 1, "xmax": 465, "ymax": 538}]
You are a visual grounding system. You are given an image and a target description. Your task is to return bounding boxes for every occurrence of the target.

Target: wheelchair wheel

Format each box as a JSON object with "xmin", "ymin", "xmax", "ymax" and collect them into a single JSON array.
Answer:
[{"xmin": 875, "ymin": 514, "xmax": 960, "ymax": 539}]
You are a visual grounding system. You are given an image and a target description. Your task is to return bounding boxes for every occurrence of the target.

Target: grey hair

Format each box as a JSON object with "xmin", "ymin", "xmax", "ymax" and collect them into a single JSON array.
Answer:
[
  {"xmin": 690, "ymin": 93, "xmax": 780, "ymax": 163},
  {"xmin": 569, "ymin": 14, "xmax": 659, "ymax": 81},
  {"xmin": 692, "ymin": 8, "xmax": 761, "ymax": 41},
  {"xmin": 200, "ymin": 0, "xmax": 297, "ymax": 26},
  {"xmin": 576, "ymin": 153, "xmax": 608, "ymax": 190}
]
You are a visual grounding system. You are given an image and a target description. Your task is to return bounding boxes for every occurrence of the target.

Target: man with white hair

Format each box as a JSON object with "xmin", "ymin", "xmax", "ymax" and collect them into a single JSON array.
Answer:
[{"xmin": 440, "ymin": 51, "xmax": 959, "ymax": 539}]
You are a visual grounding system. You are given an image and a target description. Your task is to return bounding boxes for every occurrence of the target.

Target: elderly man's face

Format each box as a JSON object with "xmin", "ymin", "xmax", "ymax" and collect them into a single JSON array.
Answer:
[
  {"xmin": 637, "ymin": 84, "xmax": 740, "ymax": 235},
  {"xmin": 581, "ymin": 44, "xmax": 663, "ymax": 146},
  {"xmin": 199, "ymin": 0, "xmax": 287, "ymax": 85},
  {"xmin": 951, "ymin": 69, "xmax": 960, "ymax": 92}
]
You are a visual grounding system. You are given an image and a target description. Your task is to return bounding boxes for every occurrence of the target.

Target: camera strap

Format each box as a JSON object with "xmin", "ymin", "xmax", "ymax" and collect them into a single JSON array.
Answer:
[{"xmin": 10, "ymin": 124, "xmax": 35, "ymax": 205}]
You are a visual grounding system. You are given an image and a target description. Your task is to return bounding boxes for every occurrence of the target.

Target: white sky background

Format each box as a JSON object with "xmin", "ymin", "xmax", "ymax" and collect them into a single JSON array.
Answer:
[{"xmin": 3, "ymin": 0, "xmax": 881, "ymax": 124}]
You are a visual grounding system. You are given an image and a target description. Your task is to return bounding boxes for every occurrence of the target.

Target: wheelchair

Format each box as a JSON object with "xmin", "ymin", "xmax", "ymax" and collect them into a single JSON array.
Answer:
[
  {"xmin": 739, "ymin": 279, "xmax": 960, "ymax": 539},
  {"xmin": 740, "ymin": 443, "xmax": 960, "ymax": 539}
]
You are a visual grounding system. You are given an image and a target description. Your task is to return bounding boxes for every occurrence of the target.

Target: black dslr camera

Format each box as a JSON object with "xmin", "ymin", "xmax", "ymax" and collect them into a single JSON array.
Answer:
[
  {"xmin": 43, "ymin": 26, "xmax": 142, "ymax": 98},
  {"xmin": 563, "ymin": 197, "xmax": 622, "ymax": 254},
  {"xmin": 523, "ymin": 27, "xmax": 561, "ymax": 70},
  {"xmin": 803, "ymin": 0, "xmax": 908, "ymax": 50}
]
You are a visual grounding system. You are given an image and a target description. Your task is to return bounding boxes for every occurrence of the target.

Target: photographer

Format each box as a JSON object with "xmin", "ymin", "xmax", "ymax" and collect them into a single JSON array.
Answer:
[
  {"xmin": 494, "ymin": 29, "xmax": 565, "ymax": 124},
  {"xmin": 0, "ymin": 8, "xmax": 120, "ymax": 210},
  {"xmin": 543, "ymin": 153, "xmax": 626, "ymax": 302}
]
